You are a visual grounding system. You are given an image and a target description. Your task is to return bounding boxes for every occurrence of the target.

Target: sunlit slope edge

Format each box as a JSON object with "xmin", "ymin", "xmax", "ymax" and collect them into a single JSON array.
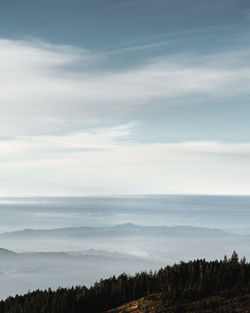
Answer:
[{"xmin": 108, "ymin": 292, "xmax": 250, "ymax": 313}]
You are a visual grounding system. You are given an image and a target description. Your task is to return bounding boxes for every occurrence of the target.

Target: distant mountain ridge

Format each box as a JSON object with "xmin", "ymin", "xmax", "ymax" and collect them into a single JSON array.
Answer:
[
  {"xmin": 0, "ymin": 247, "xmax": 148, "ymax": 260},
  {"xmin": 0, "ymin": 223, "xmax": 234, "ymax": 239},
  {"xmin": 0, "ymin": 247, "xmax": 157, "ymax": 300},
  {"xmin": 0, "ymin": 248, "xmax": 17, "ymax": 258}
]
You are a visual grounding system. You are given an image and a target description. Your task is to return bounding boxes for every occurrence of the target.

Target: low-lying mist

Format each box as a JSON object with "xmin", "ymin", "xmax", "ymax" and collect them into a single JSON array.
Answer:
[{"xmin": 0, "ymin": 195, "xmax": 250, "ymax": 299}]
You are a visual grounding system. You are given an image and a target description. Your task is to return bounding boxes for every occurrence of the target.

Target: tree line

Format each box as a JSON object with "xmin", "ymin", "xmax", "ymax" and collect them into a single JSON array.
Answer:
[{"xmin": 1, "ymin": 252, "xmax": 250, "ymax": 313}]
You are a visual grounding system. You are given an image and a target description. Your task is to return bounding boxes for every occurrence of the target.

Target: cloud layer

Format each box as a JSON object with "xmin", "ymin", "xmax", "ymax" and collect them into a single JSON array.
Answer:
[
  {"xmin": 0, "ymin": 124, "xmax": 250, "ymax": 196},
  {"xmin": 0, "ymin": 39, "xmax": 250, "ymax": 137},
  {"xmin": 0, "ymin": 38, "xmax": 250, "ymax": 195}
]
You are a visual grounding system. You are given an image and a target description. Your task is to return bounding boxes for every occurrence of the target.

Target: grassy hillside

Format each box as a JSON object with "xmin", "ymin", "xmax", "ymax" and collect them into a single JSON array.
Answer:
[{"xmin": 108, "ymin": 292, "xmax": 250, "ymax": 313}]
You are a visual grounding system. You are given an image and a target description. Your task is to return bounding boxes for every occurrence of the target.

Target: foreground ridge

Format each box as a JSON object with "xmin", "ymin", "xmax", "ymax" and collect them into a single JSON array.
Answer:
[
  {"xmin": 1, "ymin": 252, "xmax": 250, "ymax": 313},
  {"xmin": 108, "ymin": 292, "xmax": 250, "ymax": 313}
]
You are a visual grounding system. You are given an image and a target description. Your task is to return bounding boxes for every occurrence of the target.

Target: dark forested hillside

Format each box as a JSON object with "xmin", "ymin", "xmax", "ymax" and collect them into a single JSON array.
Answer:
[{"xmin": 1, "ymin": 252, "xmax": 250, "ymax": 313}]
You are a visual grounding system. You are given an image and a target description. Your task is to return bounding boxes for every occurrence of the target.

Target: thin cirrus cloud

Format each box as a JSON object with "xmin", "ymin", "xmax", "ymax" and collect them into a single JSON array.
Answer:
[{"xmin": 0, "ymin": 38, "xmax": 250, "ymax": 137}]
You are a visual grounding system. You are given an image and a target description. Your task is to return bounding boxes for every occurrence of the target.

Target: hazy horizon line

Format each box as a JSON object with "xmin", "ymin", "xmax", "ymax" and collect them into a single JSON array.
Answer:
[{"xmin": 0, "ymin": 193, "xmax": 250, "ymax": 199}]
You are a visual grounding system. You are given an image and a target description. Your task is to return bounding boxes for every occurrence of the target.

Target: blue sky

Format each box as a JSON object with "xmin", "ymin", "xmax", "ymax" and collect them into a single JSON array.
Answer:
[{"xmin": 0, "ymin": 0, "xmax": 250, "ymax": 196}]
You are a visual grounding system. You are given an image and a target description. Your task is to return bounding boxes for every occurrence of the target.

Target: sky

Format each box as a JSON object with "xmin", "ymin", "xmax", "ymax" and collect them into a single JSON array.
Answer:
[{"xmin": 0, "ymin": 0, "xmax": 250, "ymax": 196}]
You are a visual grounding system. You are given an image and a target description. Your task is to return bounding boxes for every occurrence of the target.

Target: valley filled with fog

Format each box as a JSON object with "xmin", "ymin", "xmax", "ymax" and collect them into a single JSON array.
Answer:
[{"xmin": 0, "ymin": 195, "xmax": 250, "ymax": 299}]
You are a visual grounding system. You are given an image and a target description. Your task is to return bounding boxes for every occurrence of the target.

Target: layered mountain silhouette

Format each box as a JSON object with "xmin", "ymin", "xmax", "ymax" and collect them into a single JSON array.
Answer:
[{"xmin": 0, "ymin": 223, "xmax": 234, "ymax": 239}]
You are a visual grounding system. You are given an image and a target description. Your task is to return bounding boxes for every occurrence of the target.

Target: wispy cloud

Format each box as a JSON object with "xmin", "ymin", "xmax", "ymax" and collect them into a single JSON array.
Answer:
[
  {"xmin": 0, "ymin": 123, "xmax": 135, "ymax": 159},
  {"xmin": 0, "ymin": 38, "xmax": 250, "ymax": 137},
  {"xmin": 0, "ymin": 38, "xmax": 250, "ymax": 196}
]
